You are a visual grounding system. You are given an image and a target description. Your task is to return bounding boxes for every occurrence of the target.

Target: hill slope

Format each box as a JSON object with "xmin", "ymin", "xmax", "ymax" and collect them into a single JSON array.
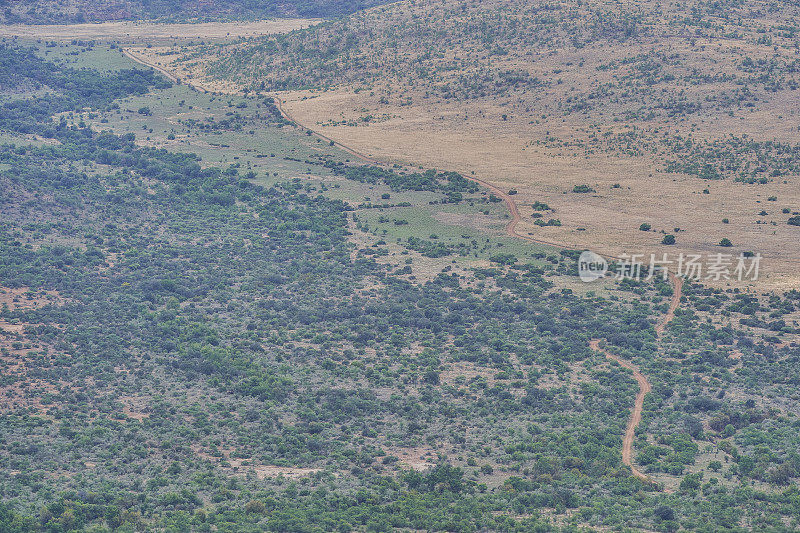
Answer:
[{"xmin": 170, "ymin": 0, "xmax": 800, "ymax": 286}]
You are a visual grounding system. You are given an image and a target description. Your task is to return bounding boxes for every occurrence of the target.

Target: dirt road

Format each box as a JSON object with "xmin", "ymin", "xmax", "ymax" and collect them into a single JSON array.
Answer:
[
  {"xmin": 588, "ymin": 339, "xmax": 652, "ymax": 481},
  {"xmin": 125, "ymin": 53, "xmax": 684, "ymax": 484},
  {"xmin": 588, "ymin": 273, "xmax": 681, "ymax": 483}
]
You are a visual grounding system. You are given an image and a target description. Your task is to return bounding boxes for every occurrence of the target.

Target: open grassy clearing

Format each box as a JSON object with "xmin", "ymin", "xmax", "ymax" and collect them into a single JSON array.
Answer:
[{"xmin": 48, "ymin": 43, "xmax": 558, "ymax": 278}]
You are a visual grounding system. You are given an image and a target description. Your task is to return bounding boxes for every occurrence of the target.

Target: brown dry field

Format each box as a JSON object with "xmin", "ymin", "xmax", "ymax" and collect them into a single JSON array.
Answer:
[
  {"xmin": 0, "ymin": 19, "xmax": 320, "ymax": 43},
  {"xmin": 275, "ymin": 87, "xmax": 800, "ymax": 290}
]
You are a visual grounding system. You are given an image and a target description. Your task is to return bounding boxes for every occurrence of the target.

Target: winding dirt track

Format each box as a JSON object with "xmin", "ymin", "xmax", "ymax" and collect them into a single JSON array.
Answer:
[
  {"xmin": 589, "ymin": 274, "xmax": 681, "ymax": 483},
  {"xmin": 588, "ymin": 340, "xmax": 652, "ymax": 481},
  {"xmin": 277, "ymin": 88, "xmax": 683, "ymax": 484},
  {"xmin": 125, "ymin": 54, "xmax": 683, "ymax": 484}
]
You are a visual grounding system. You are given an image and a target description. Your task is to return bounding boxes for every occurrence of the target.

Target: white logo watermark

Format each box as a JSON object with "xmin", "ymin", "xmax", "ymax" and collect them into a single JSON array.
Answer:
[
  {"xmin": 578, "ymin": 252, "xmax": 761, "ymax": 282},
  {"xmin": 578, "ymin": 250, "xmax": 608, "ymax": 282}
]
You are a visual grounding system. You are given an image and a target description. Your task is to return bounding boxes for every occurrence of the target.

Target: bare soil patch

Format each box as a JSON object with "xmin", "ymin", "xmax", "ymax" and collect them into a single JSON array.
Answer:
[
  {"xmin": 386, "ymin": 446, "xmax": 436, "ymax": 471},
  {"xmin": 0, "ymin": 286, "xmax": 63, "ymax": 311},
  {"xmin": 0, "ymin": 20, "xmax": 321, "ymax": 43},
  {"xmin": 191, "ymin": 444, "xmax": 320, "ymax": 479}
]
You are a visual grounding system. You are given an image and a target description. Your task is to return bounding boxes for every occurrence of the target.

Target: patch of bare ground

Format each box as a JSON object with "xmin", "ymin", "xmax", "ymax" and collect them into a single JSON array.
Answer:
[
  {"xmin": 347, "ymin": 220, "xmax": 480, "ymax": 285},
  {"xmin": 0, "ymin": 20, "xmax": 321, "ymax": 43},
  {"xmin": 386, "ymin": 446, "xmax": 436, "ymax": 471},
  {"xmin": 0, "ymin": 286, "xmax": 70, "ymax": 415},
  {"xmin": 536, "ymin": 360, "xmax": 603, "ymax": 391},
  {"xmin": 0, "ymin": 286, "xmax": 63, "ymax": 311},
  {"xmin": 119, "ymin": 395, "xmax": 150, "ymax": 421},
  {"xmin": 439, "ymin": 362, "xmax": 499, "ymax": 386},
  {"xmin": 191, "ymin": 444, "xmax": 320, "ymax": 479}
]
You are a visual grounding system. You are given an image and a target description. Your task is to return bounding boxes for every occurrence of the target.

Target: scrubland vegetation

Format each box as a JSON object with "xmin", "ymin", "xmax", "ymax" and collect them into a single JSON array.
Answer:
[
  {"xmin": 202, "ymin": 0, "xmax": 800, "ymax": 117},
  {"xmin": 2, "ymin": 2, "xmax": 800, "ymax": 531}
]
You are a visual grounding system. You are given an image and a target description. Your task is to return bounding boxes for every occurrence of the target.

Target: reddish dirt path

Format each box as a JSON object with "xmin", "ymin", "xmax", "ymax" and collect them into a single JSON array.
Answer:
[
  {"xmin": 589, "ymin": 274, "xmax": 681, "ymax": 484},
  {"xmin": 127, "ymin": 55, "xmax": 684, "ymax": 483},
  {"xmin": 588, "ymin": 339, "xmax": 652, "ymax": 481}
]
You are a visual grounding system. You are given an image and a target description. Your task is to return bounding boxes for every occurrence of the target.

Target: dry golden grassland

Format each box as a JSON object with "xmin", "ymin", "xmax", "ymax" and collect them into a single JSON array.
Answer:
[
  {"xmin": 277, "ymin": 87, "xmax": 800, "ymax": 288},
  {"xmin": 0, "ymin": 19, "xmax": 320, "ymax": 44}
]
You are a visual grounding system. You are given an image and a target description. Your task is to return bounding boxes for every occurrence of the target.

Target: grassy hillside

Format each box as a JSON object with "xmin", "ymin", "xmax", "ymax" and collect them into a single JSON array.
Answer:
[{"xmin": 162, "ymin": 0, "xmax": 800, "ymax": 286}]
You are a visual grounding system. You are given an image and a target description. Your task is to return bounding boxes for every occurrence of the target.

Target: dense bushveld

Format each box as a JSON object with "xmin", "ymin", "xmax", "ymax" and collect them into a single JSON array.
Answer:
[{"xmin": 0, "ymin": 42, "xmax": 799, "ymax": 533}]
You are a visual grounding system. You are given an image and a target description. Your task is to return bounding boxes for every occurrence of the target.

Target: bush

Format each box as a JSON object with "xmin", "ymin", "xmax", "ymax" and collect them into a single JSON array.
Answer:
[
  {"xmin": 654, "ymin": 505, "xmax": 675, "ymax": 521},
  {"xmin": 639, "ymin": 223, "xmax": 651, "ymax": 231},
  {"xmin": 489, "ymin": 253, "xmax": 517, "ymax": 265},
  {"xmin": 662, "ymin": 234, "xmax": 676, "ymax": 245},
  {"xmin": 788, "ymin": 215, "xmax": 800, "ymax": 226},
  {"xmin": 719, "ymin": 238, "xmax": 733, "ymax": 247}
]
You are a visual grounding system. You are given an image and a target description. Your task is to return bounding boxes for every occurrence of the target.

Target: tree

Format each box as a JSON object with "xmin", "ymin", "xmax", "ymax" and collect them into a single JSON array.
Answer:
[
  {"xmin": 654, "ymin": 505, "xmax": 675, "ymax": 521},
  {"xmin": 662, "ymin": 234, "xmax": 676, "ymax": 245}
]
